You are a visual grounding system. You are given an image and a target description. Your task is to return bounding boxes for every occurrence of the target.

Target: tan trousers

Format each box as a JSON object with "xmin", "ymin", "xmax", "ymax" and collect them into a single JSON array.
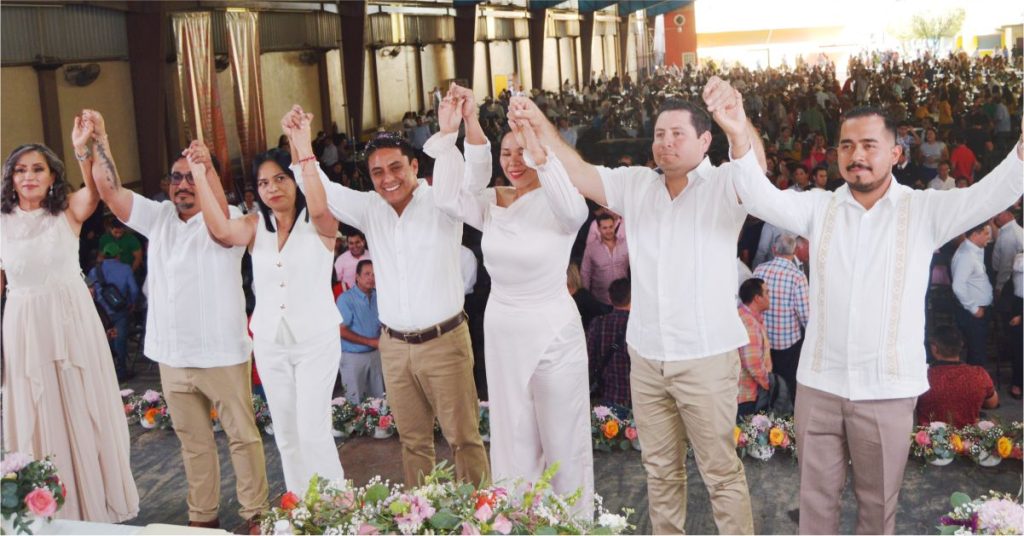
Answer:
[
  {"xmin": 160, "ymin": 361, "xmax": 269, "ymax": 523},
  {"xmin": 795, "ymin": 384, "xmax": 915, "ymax": 535},
  {"xmin": 629, "ymin": 348, "xmax": 754, "ymax": 535},
  {"xmin": 380, "ymin": 322, "xmax": 490, "ymax": 487}
]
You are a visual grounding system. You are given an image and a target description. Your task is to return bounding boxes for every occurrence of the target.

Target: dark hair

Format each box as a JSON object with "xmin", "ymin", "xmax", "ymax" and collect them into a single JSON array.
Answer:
[
  {"xmin": 965, "ymin": 221, "xmax": 989, "ymax": 238},
  {"xmin": 788, "ymin": 162, "xmax": 809, "ymax": 175},
  {"xmin": 739, "ymin": 277, "xmax": 766, "ymax": 305},
  {"xmin": 928, "ymin": 326, "xmax": 963, "ymax": 358},
  {"xmin": 356, "ymin": 259, "xmax": 373, "ymax": 276},
  {"xmin": 2, "ymin": 144, "xmax": 69, "ymax": 215},
  {"xmin": 595, "ymin": 213, "xmax": 616, "ymax": 225},
  {"xmin": 251, "ymin": 148, "xmax": 308, "ymax": 233},
  {"xmin": 813, "ymin": 166, "xmax": 828, "ymax": 176},
  {"xmin": 655, "ymin": 98, "xmax": 713, "ymax": 137},
  {"xmin": 363, "ymin": 131, "xmax": 417, "ymax": 163},
  {"xmin": 608, "ymin": 277, "xmax": 631, "ymax": 307},
  {"xmin": 347, "ymin": 230, "xmax": 366, "ymax": 242},
  {"xmin": 169, "ymin": 151, "xmax": 221, "ymax": 175},
  {"xmin": 841, "ymin": 106, "xmax": 896, "ymax": 142}
]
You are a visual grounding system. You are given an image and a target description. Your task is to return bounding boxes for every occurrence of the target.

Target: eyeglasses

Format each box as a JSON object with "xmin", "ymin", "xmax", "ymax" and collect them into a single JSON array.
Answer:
[
  {"xmin": 168, "ymin": 172, "xmax": 195, "ymax": 185},
  {"xmin": 362, "ymin": 131, "xmax": 412, "ymax": 158}
]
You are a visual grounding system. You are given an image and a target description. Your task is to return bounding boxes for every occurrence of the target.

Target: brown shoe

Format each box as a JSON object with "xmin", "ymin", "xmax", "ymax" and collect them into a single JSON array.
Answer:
[
  {"xmin": 188, "ymin": 518, "xmax": 221, "ymax": 529},
  {"xmin": 244, "ymin": 515, "xmax": 263, "ymax": 535}
]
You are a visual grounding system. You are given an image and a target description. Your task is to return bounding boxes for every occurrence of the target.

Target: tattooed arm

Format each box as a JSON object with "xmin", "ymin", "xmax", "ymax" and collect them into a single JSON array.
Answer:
[
  {"xmin": 86, "ymin": 110, "xmax": 135, "ymax": 222},
  {"xmin": 66, "ymin": 112, "xmax": 101, "ymax": 230}
]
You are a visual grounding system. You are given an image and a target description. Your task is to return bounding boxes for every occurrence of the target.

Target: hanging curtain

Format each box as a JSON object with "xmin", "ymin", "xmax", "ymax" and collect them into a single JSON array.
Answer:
[
  {"xmin": 172, "ymin": 12, "xmax": 233, "ymax": 189},
  {"xmin": 226, "ymin": 10, "xmax": 267, "ymax": 186}
]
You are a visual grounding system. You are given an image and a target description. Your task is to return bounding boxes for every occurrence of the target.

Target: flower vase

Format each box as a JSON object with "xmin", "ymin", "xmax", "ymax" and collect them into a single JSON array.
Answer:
[
  {"xmin": 748, "ymin": 443, "xmax": 775, "ymax": 461},
  {"xmin": 331, "ymin": 428, "xmax": 344, "ymax": 438},
  {"xmin": 212, "ymin": 421, "xmax": 223, "ymax": 433},
  {"xmin": 976, "ymin": 451, "xmax": 1002, "ymax": 467},
  {"xmin": 929, "ymin": 455, "xmax": 954, "ymax": 466},
  {"xmin": 631, "ymin": 438, "xmax": 642, "ymax": 451},
  {"xmin": 141, "ymin": 418, "xmax": 156, "ymax": 430},
  {"xmin": 373, "ymin": 426, "xmax": 394, "ymax": 439},
  {"xmin": 264, "ymin": 424, "xmax": 275, "ymax": 436},
  {"xmin": 343, "ymin": 423, "xmax": 356, "ymax": 437},
  {"xmin": 1, "ymin": 514, "xmax": 50, "ymax": 535},
  {"xmin": 481, "ymin": 433, "xmax": 490, "ymax": 443}
]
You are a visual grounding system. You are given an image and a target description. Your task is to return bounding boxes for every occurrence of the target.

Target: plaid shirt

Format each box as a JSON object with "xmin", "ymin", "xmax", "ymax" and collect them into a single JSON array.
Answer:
[
  {"xmin": 737, "ymin": 305, "xmax": 772, "ymax": 403},
  {"xmin": 586, "ymin": 309, "xmax": 631, "ymax": 407},
  {"xmin": 753, "ymin": 256, "xmax": 809, "ymax": 350}
]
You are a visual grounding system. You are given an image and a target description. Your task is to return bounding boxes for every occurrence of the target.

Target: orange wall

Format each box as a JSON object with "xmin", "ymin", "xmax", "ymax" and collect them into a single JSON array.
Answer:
[{"xmin": 664, "ymin": 5, "xmax": 697, "ymax": 67}]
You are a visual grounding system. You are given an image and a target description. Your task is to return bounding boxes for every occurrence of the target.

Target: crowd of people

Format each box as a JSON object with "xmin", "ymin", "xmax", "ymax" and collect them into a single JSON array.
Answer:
[{"xmin": 1, "ymin": 48, "xmax": 1022, "ymax": 535}]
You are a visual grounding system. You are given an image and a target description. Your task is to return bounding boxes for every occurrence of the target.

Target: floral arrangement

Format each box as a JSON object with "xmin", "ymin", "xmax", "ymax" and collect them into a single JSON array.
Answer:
[
  {"xmin": 623, "ymin": 418, "xmax": 640, "ymax": 450},
  {"xmin": 734, "ymin": 413, "xmax": 796, "ymax": 460},
  {"xmin": 331, "ymin": 398, "xmax": 357, "ymax": 437},
  {"xmin": 251, "ymin": 394, "xmax": 273, "ymax": 432},
  {"xmin": 590, "ymin": 406, "xmax": 631, "ymax": 452},
  {"xmin": 353, "ymin": 397, "xmax": 396, "ymax": 436},
  {"xmin": 960, "ymin": 421, "xmax": 1014, "ymax": 464},
  {"xmin": 135, "ymin": 389, "xmax": 172, "ymax": 430},
  {"xmin": 938, "ymin": 491, "xmax": 1024, "ymax": 535},
  {"xmin": 261, "ymin": 463, "xmax": 631, "ymax": 535},
  {"xmin": 120, "ymin": 389, "xmax": 139, "ymax": 425},
  {"xmin": 911, "ymin": 422, "xmax": 957, "ymax": 463},
  {"xmin": 478, "ymin": 401, "xmax": 490, "ymax": 442},
  {"xmin": 1, "ymin": 452, "xmax": 66, "ymax": 534}
]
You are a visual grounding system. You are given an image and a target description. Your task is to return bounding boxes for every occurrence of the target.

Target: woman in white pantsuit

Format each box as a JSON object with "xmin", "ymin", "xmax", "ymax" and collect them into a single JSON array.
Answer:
[
  {"xmin": 435, "ymin": 95, "xmax": 594, "ymax": 517},
  {"xmin": 187, "ymin": 107, "xmax": 344, "ymax": 493}
]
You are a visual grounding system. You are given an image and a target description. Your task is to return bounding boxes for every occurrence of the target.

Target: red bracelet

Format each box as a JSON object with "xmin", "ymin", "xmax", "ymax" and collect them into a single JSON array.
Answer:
[{"xmin": 297, "ymin": 155, "xmax": 317, "ymax": 165}]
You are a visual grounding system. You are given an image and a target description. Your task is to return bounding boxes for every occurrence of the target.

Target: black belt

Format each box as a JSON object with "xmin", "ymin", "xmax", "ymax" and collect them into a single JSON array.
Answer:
[{"xmin": 381, "ymin": 312, "xmax": 467, "ymax": 345}]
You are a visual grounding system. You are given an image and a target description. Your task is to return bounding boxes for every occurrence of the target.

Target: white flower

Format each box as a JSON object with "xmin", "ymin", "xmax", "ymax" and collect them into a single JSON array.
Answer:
[
  {"xmin": 291, "ymin": 507, "xmax": 311, "ymax": 523},
  {"xmin": 0, "ymin": 452, "xmax": 33, "ymax": 474},
  {"xmin": 273, "ymin": 520, "xmax": 294, "ymax": 535},
  {"xmin": 119, "ymin": 388, "xmax": 135, "ymax": 397},
  {"xmin": 598, "ymin": 513, "xmax": 628, "ymax": 533}
]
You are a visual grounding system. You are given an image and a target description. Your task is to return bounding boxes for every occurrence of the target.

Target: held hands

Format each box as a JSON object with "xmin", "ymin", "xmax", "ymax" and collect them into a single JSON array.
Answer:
[
  {"xmin": 509, "ymin": 118, "xmax": 547, "ymax": 167},
  {"xmin": 702, "ymin": 76, "xmax": 748, "ymax": 139},
  {"xmin": 438, "ymin": 92, "xmax": 465, "ymax": 135},
  {"xmin": 82, "ymin": 109, "xmax": 107, "ymax": 140},
  {"xmin": 509, "ymin": 96, "xmax": 556, "ymax": 141},
  {"xmin": 182, "ymin": 140, "xmax": 212, "ymax": 178},
  {"xmin": 282, "ymin": 105, "xmax": 314, "ymax": 153},
  {"xmin": 71, "ymin": 113, "xmax": 95, "ymax": 156},
  {"xmin": 447, "ymin": 82, "xmax": 477, "ymax": 120}
]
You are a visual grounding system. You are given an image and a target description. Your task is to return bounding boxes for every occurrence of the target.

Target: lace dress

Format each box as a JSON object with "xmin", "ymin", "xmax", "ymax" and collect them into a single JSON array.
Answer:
[{"xmin": 1, "ymin": 207, "xmax": 139, "ymax": 522}]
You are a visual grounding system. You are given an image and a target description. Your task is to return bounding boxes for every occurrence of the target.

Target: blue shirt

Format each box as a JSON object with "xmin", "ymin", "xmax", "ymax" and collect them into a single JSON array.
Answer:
[
  {"xmin": 336, "ymin": 286, "xmax": 380, "ymax": 353},
  {"xmin": 88, "ymin": 259, "xmax": 139, "ymax": 316}
]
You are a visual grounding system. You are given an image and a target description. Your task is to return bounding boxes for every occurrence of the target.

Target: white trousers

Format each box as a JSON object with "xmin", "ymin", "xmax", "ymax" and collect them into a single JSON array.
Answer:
[
  {"xmin": 339, "ymin": 349, "xmax": 385, "ymax": 404},
  {"xmin": 254, "ymin": 330, "xmax": 344, "ymax": 493},
  {"xmin": 489, "ymin": 326, "xmax": 594, "ymax": 518}
]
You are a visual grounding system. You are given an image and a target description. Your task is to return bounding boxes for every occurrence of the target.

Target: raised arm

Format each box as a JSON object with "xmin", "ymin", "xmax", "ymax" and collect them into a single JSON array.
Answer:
[
  {"xmin": 427, "ymin": 92, "xmax": 489, "ymax": 228},
  {"xmin": 510, "ymin": 96, "xmax": 608, "ymax": 206},
  {"xmin": 86, "ymin": 110, "xmax": 134, "ymax": 223},
  {"xmin": 450, "ymin": 83, "xmax": 492, "ymax": 192},
  {"xmin": 66, "ymin": 113, "xmax": 101, "ymax": 228},
  {"xmin": 283, "ymin": 105, "xmax": 340, "ymax": 242},
  {"xmin": 185, "ymin": 141, "xmax": 257, "ymax": 247},
  {"xmin": 515, "ymin": 116, "xmax": 589, "ymax": 234}
]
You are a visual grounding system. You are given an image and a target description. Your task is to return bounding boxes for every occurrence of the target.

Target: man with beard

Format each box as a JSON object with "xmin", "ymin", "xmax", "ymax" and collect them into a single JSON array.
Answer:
[
  {"xmin": 91, "ymin": 115, "xmax": 268, "ymax": 531},
  {"xmin": 731, "ymin": 99, "xmax": 1023, "ymax": 533}
]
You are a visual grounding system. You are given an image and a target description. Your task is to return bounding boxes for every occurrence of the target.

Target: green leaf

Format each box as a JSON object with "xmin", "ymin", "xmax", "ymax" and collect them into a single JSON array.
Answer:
[
  {"xmin": 950, "ymin": 492, "xmax": 972, "ymax": 509},
  {"xmin": 1, "ymin": 481, "xmax": 19, "ymax": 509},
  {"xmin": 364, "ymin": 483, "xmax": 389, "ymax": 504},
  {"xmin": 938, "ymin": 525, "xmax": 960, "ymax": 535},
  {"xmin": 536, "ymin": 526, "xmax": 558, "ymax": 535},
  {"xmin": 429, "ymin": 510, "xmax": 461, "ymax": 530},
  {"xmin": 591, "ymin": 527, "xmax": 614, "ymax": 535},
  {"xmin": 456, "ymin": 483, "xmax": 476, "ymax": 499}
]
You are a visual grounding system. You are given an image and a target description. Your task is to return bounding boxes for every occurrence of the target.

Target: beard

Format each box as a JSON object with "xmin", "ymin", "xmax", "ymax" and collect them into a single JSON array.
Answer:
[{"xmin": 844, "ymin": 163, "xmax": 889, "ymax": 193}]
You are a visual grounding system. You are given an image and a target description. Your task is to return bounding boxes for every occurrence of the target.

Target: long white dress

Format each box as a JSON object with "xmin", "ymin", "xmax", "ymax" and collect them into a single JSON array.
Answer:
[{"xmin": 455, "ymin": 151, "xmax": 595, "ymax": 517}]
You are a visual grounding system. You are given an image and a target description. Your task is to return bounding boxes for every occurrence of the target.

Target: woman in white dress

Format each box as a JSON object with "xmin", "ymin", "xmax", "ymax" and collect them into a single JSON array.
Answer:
[
  {"xmin": 434, "ymin": 95, "xmax": 594, "ymax": 516},
  {"xmin": 186, "ymin": 107, "xmax": 343, "ymax": 494}
]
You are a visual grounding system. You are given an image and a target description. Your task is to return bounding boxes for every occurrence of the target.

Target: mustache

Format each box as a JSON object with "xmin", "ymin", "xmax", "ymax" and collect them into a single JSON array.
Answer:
[
  {"xmin": 846, "ymin": 163, "xmax": 872, "ymax": 172},
  {"xmin": 175, "ymin": 189, "xmax": 195, "ymax": 196}
]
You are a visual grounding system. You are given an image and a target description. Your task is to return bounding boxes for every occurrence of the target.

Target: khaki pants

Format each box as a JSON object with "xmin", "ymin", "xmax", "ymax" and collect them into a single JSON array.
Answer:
[
  {"xmin": 629, "ymin": 348, "xmax": 754, "ymax": 535},
  {"xmin": 160, "ymin": 361, "xmax": 269, "ymax": 523},
  {"xmin": 380, "ymin": 322, "xmax": 490, "ymax": 487},
  {"xmin": 795, "ymin": 384, "xmax": 915, "ymax": 535}
]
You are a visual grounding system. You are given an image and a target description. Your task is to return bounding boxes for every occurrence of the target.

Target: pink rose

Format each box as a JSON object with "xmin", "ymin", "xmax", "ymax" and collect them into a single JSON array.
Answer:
[
  {"xmin": 492, "ymin": 514, "xmax": 512, "ymax": 535},
  {"xmin": 380, "ymin": 415, "xmax": 394, "ymax": 429},
  {"xmin": 625, "ymin": 427, "xmax": 638, "ymax": 441},
  {"xmin": 25, "ymin": 488, "xmax": 57, "ymax": 517},
  {"xmin": 781, "ymin": 434, "xmax": 791, "ymax": 448},
  {"xmin": 978, "ymin": 421, "xmax": 995, "ymax": 431},
  {"xmin": 142, "ymin": 389, "xmax": 161, "ymax": 403},
  {"xmin": 914, "ymin": 430, "xmax": 931, "ymax": 447},
  {"xmin": 461, "ymin": 522, "xmax": 481, "ymax": 535},
  {"xmin": 474, "ymin": 502, "xmax": 493, "ymax": 522}
]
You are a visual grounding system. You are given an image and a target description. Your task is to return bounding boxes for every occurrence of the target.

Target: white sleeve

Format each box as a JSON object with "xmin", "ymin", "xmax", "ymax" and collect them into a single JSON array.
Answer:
[
  {"xmin": 291, "ymin": 163, "xmax": 371, "ymax": 230},
  {"xmin": 729, "ymin": 148, "xmax": 817, "ymax": 239},
  {"xmin": 928, "ymin": 149, "xmax": 1024, "ymax": 246},
  {"xmin": 525, "ymin": 149, "xmax": 590, "ymax": 235},
  {"xmin": 423, "ymin": 132, "xmax": 489, "ymax": 229},
  {"xmin": 125, "ymin": 193, "xmax": 163, "ymax": 238}
]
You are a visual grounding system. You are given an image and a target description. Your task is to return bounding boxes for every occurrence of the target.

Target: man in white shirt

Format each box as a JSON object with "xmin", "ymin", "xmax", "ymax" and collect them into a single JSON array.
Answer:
[
  {"xmin": 509, "ymin": 88, "xmax": 760, "ymax": 533},
  {"xmin": 731, "ymin": 92, "xmax": 1023, "ymax": 533},
  {"xmin": 91, "ymin": 123, "xmax": 268, "ymax": 532},
  {"xmin": 296, "ymin": 83, "xmax": 490, "ymax": 487},
  {"xmin": 952, "ymin": 222, "xmax": 994, "ymax": 365},
  {"xmin": 992, "ymin": 211, "xmax": 1024, "ymax": 296},
  {"xmin": 927, "ymin": 161, "xmax": 956, "ymax": 190}
]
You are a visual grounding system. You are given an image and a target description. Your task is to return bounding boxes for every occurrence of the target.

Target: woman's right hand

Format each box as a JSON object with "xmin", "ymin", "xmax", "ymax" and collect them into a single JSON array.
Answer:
[{"xmin": 83, "ymin": 109, "xmax": 107, "ymax": 140}]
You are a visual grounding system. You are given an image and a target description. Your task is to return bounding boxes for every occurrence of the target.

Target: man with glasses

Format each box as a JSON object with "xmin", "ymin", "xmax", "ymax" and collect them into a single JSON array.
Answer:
[
  {"xmin": 90, "ymin": 112, "xmax": 268, "ymax": 533},
  {"xmin": 291, "ymin": 84, "xmax": 490, "ymax": 486}
]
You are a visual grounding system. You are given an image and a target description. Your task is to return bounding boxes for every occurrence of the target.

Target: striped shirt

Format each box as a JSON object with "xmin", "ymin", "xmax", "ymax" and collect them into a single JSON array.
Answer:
[
  {"xmin": 737, "ymin": 304, "xmax": 772, "ymax": 404},
  {"xmin": 753, "ymin": 256, "xmax": 809, "ymax": 351}
]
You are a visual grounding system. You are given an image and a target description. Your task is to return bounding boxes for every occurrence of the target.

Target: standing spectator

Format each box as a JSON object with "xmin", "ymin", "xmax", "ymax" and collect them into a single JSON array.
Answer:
[
  {"xmin": 952, "ymin": 222, "xmax": 994, "ymax": 365},
  {"xmin": 949, "ymin": 133, "xmax": 979, "ymax": 182},
  {"xmin": 334, "ymin": 230, "xmax": 372, "ymax": 291},
  {"xmin": 788, "ymin": 162, "xmax": 810, "ymax": 191},
  {"xmin": 586, "ymin": 278, "xmax": 632, "ymax": 407},
  {"xmin": 927, "ymin": 162, "xmax": 956, "ymax": 190},
  {"xmin": 99, "ymin": 217, "xmax": 143, "ymax": 273},
  {"xmin": 237, "ymin": 189, "xmax": 258, "ymax": 215},
  {"xmin": 918, "ymin": 127, "xmax": 948, "ymax": 172},
  {"xmin": 336, "ymin": 259, "xmax": 385, "ymax": 404},
  {"xmin": 568, "ymin": 263, "xmax": 611, "ymax": 331},
  {"xmin": 992, "ymin": 211, "xmax": 1024, "ymax": 296},
  {"xmin": 1009, "ymin": 253, "xmax": 1023, "ymax": 399},
  {"xmin": 752, "ymin": 233, "xmax": 809, "ymax": 404},
  {"xmin": 737, "ymin": 278, "xmax": 773, "ymax": 418},
  {"xmin": 581, "ymin": 213, "xmax": 629, "ymax": 305},
  {"xmin": 89, "ymin": 243, "xmax": 140, "ymax": 381},
  {"xmin": 916, "ymin": 327, "xmax": 997, "ymax": 427}
]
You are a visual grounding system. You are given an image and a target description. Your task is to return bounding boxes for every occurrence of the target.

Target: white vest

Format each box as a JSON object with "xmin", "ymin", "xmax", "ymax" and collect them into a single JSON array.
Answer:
[{"xmin": 250, "ymin": 209, "xmax": 341, "ymax": 342}]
